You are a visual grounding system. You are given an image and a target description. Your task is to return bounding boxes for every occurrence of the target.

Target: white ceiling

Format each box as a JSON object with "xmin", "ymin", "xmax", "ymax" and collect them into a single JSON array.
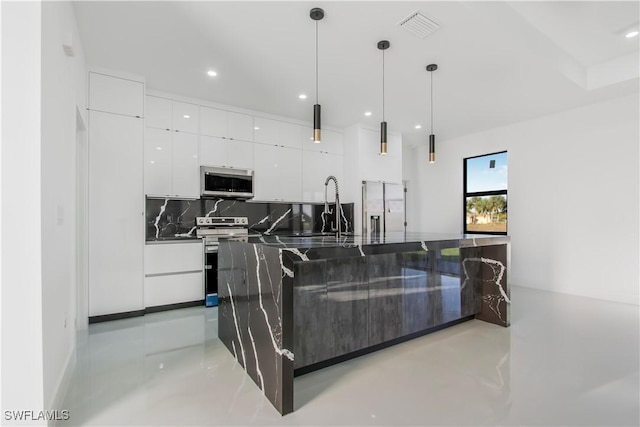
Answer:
[{"xmin": 72, "ymin": 1, "xmax": 640, "ymax": 147}]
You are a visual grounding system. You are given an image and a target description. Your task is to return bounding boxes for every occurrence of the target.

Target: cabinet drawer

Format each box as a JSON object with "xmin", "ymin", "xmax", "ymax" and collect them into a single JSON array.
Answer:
[
  {"xmin": 144, "ymin": 272, "xmax": 203, "ymax": 308},
  {"xmin": 145, "ymin": 242, "xmax": 203, "ymax": 275}
]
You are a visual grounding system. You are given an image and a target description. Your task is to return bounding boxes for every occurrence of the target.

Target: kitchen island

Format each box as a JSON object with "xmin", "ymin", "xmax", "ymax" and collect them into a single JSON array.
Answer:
[{"xmin": 218, "ymin": 232, "xmax": 510, "ymax": 415}]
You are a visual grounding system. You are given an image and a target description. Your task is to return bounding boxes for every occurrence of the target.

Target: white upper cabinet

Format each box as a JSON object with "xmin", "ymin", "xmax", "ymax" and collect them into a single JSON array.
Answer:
[
  {"xmin": 144, "ymin": 128, "xmax": 173, "ymax": 196},
  {"xmin": 279, "ymin": 122, "xmax": 302, "ymax": 149},
  {"xmin": 302, "ymin": 126, "xmax": 343, "ymax": 155},
  {"xmin": 227, "ymin": 112, "xmax": 254, "ymax": 141},
  {"xmin": 226, "ymin": 140, "xmax": 254, "ymax": 169},
  {"xmin": 172, "ymin": 101, "xmax": 199, "ymax": 134},
  {"xmin": 144, "ymin": 128, "xmax": 199, "ymax": 198},
  {"xmin": 323, "ymin": 130, "xmax": 344, "ymax": 155},
  {"xmin": 89, "ymin": 72, "xmax": 144, "ymax": 117},
  {"xmin": 200, "ymin": 108, "xmax": 253, "ymax": 141},
  {"xmin": 171, "ymin": 133, "xmax": 199, "ymax": 198},
  {"xmin": 146, "ymin": 96, "xmax": 172, "ymax": 130},
  {"xmin": 199, "ymin": 136, "xmax": 227, "ymax": 168},
  {"xmin": 200, "ymin": 106, "xmax": 227, "ymax": 138},
  {"xmin": 145, "ymin": 96, "xmax": 198, "ymax": 134},
  {"xmin": 253, "ymin": 117, "xmax": 279, "ymax": 145},
  {"xmin": 254, "ymin": 117, "xmax": 301, "ymax": 149},
  {"xmin": 200, "ymin": 136, "xmax": 254, "ymax": 170},
  {"xmin": 253, "ymin": 144, "xmax": 301, "ymax": 202}
]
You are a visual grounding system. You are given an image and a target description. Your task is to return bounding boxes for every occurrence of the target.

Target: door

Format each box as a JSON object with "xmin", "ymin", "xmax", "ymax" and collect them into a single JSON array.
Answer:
[{"xmin": 384, "ymin": 183, "xmax": 405, "ymax": 232}]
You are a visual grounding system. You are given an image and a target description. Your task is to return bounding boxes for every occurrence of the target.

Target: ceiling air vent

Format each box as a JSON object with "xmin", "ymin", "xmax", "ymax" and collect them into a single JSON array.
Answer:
[{"xmin": 398, "ymin": 11, "xmax": 439, "ymax": 39}]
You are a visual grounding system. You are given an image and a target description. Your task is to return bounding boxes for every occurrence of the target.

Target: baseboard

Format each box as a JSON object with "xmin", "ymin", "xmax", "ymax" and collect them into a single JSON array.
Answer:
[
  {"xmin": 144, "ymin": 300, "xmax": 205, "ymax": 314},
  {"xmin": 88, "ymin": 301, "xmax": 206, "ymax": 324},
  {"xmin": 88, "ymin": 309, "xmax": 145, "ymax": 324},
  {"xmin": 48, "ymin": 346, "xmax": 75, "ymax": 427}
]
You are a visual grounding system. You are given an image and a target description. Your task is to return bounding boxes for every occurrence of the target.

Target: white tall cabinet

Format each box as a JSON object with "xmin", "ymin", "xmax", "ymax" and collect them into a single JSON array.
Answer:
[{"xmin": 88, "ymin": 72, "xmax": 145, "ymax": 318}]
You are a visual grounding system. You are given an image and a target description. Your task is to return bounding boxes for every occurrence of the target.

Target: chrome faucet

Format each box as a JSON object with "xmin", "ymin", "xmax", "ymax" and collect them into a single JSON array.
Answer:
[{"xmin": 324, "ymin": 175, "xmax": 341, "ymax": 238}]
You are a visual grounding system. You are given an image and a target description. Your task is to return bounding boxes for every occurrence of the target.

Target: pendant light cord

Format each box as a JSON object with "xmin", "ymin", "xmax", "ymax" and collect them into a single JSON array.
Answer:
[
  {"xmin": 430, "ymin": 71, "xmax": 433, "ymax": 134},
  {"xmin": 315, "ymin": 20, "xmax": 319, "ymax": 104},
  {"xmin": 430, "ymin": 71, "xmax": 433, "ymax": 135},
  {"xmin": 382, "ymin": 49, "xmax": 385, "ymax": 121}
]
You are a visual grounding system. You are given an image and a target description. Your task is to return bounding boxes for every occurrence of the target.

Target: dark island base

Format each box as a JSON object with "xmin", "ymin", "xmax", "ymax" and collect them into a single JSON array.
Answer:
[
  {"xmin": 218, "ymin": 233, "xmax": 510, "ymax": 416},
  {"xmin": 294, "ymin": 315, "xmax": 475, "ymax": 377}
]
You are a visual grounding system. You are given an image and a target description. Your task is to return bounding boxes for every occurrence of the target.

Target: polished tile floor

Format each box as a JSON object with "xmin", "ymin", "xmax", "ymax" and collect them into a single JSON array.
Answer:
[{"xmin": 61, "ymin": 286, "xmax": 639, "ymax": 426}]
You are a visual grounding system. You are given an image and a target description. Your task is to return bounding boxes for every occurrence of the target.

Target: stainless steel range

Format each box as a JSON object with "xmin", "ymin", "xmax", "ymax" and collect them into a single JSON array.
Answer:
[{"xmin": 195, "ymin": 216, "xmax": 249, "ymax": 306}]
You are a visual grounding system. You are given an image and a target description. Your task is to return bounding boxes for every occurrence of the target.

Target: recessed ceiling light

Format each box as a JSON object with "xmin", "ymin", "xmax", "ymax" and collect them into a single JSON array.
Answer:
[
  {"xmin": 156, "ymin": 146, "xmax": 162, "ymax": 150},
  {"xmin": 183, "ymin": 115, "xmax": 190, "ymax": 119},
  {"xmin": 149, "ymin": 160, "xmax": 155, "ymax": 164},
  {"xmin": 207, "ymin": 70, "xmax": 217, "ymax": 77},
  {"xmin": 254, "ymin": 126, "xmax": 260, "ymax": 130},
  {"xmin": 299, "ymin": 94, "xmax": 307, "ymax": 100},
  {"xmin": 364, "ymin": 111, "xmax": 372, "ymax": 116},
  {"xmin": 626, "ymin": 30, "xmax": 639, "ymax": 38},
  {"xmin": 415, "ymin": 125, "xmax": 422, "ymax": 129}
]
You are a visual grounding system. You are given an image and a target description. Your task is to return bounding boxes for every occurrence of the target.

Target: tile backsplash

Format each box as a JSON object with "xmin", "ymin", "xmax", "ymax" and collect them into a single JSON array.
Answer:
[{"xmin": 146, "ymin": 197, "xmax": 354, "ymax": 241}]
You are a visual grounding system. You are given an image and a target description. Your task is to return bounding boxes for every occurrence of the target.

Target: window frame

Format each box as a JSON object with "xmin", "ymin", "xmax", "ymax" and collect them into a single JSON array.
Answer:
[{"xmin": 463, "ymin": 151, "xmax": 508, "ymax": 236}]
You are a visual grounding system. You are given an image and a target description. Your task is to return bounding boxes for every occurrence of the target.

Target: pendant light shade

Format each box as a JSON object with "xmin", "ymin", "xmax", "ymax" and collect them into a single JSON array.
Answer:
[
  {"xmin": 378, "ymin": 40, "xmax": 390, "ymax": 155},
  {"xmin": 426, "ymin": 64, "xmax": 437, "ymax": 163},
  {"xmin": 310, "ymin": 8, "xmax": 324, "ymax": 143}
]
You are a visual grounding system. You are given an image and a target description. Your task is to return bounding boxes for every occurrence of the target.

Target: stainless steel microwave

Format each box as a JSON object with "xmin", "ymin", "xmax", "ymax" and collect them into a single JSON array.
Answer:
[{"xmin": 200, "ymin": 166, "xmax": 254, "ymax": 199}]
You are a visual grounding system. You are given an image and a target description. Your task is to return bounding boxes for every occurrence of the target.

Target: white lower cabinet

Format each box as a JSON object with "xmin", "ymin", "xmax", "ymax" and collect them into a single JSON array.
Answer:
[
  {"xmin": 144, "ymin": 242, "xmax": 203, "ymax": 308},
  {"xmin": 302, "ymin": 150, "xmax": 344, "ymax": 202},
  {"xmin": 144, "ymin": 273, "xmax": 203, "ymax": 308},
  {"xmin": 89, "ymin": 110, "xmax": 144, "ymax": 317},
  {"xmin": 253, "ymin": 143, "xmax": 302, "ymax": 201}
]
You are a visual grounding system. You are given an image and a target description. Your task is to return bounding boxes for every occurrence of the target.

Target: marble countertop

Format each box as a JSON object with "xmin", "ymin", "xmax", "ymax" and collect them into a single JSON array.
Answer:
[
  {"xmin": 246, "ymin": 232, "xmax": 509, "ymax": 249},
  {"xmin": 145, "ymin": 236, "xmax": 201, "ymax": 244}
]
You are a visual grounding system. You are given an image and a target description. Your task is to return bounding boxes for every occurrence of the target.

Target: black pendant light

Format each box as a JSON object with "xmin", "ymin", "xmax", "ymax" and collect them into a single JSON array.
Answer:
[
  {"xmin": 426, "ymin": 64, "xmax": 438, "ymax": 163},
  {"xmin": 378, "ymin": 40, "xmax": 390, "ymax": 155},
  {"xmin": 310, "ymin": 8, "xmax": 324, "ymax": 143}
]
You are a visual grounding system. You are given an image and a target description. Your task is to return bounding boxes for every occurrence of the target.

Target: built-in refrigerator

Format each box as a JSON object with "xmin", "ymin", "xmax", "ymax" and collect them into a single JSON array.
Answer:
[{"xmin": 361, "ymin": 181, "xmax": 406, "ymax": 235}]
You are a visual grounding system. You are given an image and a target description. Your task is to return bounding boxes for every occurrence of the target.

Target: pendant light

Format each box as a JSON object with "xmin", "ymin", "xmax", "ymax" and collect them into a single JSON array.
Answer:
[
  {"xmin": 310, "ymin": 8, "xmax": 324, "ymax": 143},
  {"xmin": 426, "ymin": 64, "xmax": 438, "ymax": 163},
  {"xmin": 378, "ymin": 40, "xmax": 390, "ymax": 155}
]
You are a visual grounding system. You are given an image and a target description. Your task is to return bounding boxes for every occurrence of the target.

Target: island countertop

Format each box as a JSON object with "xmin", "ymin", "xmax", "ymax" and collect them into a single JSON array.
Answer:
[
  {"xmin": 217, "ymin": 231, "xmax": 511, "ymax": 415},
  {"xmin": 248, "ymin": 231, "xmax": 509, "ymax": 249}
]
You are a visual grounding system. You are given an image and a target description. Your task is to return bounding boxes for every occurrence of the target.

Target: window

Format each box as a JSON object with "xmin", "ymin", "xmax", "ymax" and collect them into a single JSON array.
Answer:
[{"xmin": 464, "ymin": 151, "xmax": 507, "ymax": 235}]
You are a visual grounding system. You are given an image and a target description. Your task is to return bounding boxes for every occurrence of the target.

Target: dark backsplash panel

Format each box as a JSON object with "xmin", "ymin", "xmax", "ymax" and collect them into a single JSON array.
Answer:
[{"xmin": 146, "ymin": 197, "xmax": 355, "ymax": 241}]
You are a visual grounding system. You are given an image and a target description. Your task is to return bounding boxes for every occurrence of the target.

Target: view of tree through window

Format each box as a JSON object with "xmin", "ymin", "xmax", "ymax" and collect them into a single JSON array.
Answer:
[{"xmin": 464, "ymin": 152, "xmax": 507, "ymax": 234}]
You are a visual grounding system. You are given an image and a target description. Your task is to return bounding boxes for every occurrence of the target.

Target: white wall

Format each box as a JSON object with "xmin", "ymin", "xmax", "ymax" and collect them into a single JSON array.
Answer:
[
  {"xmin": 407, "ymin": 94, "xmax": 639, "ymax": 305},
  {"xmin": 40, "ymin": 0, "xmax": 87, "ymax": 412},
  {"xmin": 1, "ymin": 0, "xmax": 46, "ymax": 422}
]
